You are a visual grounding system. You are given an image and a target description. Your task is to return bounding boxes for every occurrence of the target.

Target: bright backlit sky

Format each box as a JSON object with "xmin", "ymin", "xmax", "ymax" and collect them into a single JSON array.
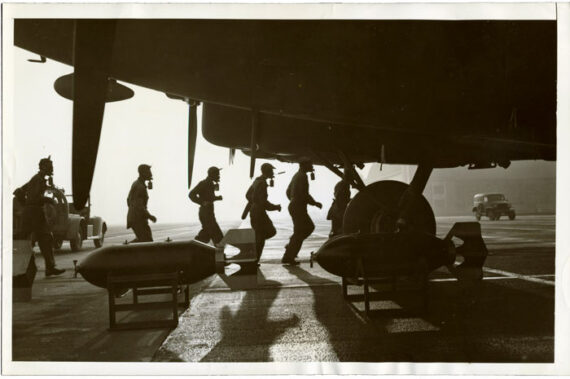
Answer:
[{"xmin": 9, "ymin": 47, "xmax": 367, "ymax": 225}]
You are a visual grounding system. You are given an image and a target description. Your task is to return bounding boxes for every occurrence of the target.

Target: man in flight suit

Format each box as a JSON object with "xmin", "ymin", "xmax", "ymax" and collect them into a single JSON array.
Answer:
[
  {"xmin": 246, "ymin": 163, "xmax": 282, "ymax": 264},
  {"xmin": 189, "ymin": 166, "xmax": 223, "ymax": 245},
  {"xmin": 127, "ymin": 164, "xmax": 157, "ymax": 242},
  {"xmin": 327, "ymin": 171, "xmax": 351, "ymax": 238},
  {"xmin": 13, "ymin": 157, "xmax": 65, "ymax": 276},
  {"xmin": 282, "ymin": 158, "xmax": 322, "ymax": 265}
]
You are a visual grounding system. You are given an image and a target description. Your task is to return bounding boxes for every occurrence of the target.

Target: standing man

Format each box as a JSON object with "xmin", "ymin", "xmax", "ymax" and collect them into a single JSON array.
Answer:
[
  {"xmin": 245, "ymin": 163, "xmax": 281, "ymax": 264},
  {"xmin": 327, "ymin": 171, "xmax": 351, "ymax": 238},
  {"xmin": 13, "ymin": 157, "xmax": 65, "ymax": 276},
  {"xmin": 282, "ymin": 158, "xmax": 322, "ymax": 265},
  {"xmin": 189, "ymin": 166, "xmax": 223, "ymax": 245},
  {"xmin": 127, "ymin": 164, "xmax": 157, "ymax": 242}
]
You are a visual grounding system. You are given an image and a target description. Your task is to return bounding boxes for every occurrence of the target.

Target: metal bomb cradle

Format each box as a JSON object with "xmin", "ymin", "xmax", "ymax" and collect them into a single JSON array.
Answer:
[
  {"xmin": 312, "ymin": 223, "xmax": 488, "ymax": 315},
  {"xmin": 78, "ymin": 219, "xmax": 487, "ymax": 328},
  {"xmin": 78, "ymin": 229, "xmax": 259, "ymax": 329}
]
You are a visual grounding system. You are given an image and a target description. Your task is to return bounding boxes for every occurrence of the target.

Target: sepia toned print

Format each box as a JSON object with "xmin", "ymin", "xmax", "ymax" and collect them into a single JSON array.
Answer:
[{"xmin": 3, "ymin": 3, "xmax": 568, "ymax": 376}]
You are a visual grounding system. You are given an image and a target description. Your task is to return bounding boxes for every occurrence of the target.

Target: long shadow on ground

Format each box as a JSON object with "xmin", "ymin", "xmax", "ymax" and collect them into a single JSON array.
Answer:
[
  {"xmin": 286, "ymin": 266, "xmax": 553, "ymax": 362},
  {"xmin": 199, "ymin": 275, "xmax": 299, "ymax": 361}
]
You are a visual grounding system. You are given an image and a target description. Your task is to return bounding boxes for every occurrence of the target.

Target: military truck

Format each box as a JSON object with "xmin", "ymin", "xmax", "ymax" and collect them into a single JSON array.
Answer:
[
  {"xmin": 14, "ymin": 187, "xmax": 106, "ymax": 251},
  {"xmin": 472, "ymin": 193, "xmax": 516, "ymax": 221}
]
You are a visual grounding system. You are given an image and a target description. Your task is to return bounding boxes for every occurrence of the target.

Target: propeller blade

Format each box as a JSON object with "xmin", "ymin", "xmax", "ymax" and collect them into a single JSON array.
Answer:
[
  {"xmin": 229, "ymin": 148, "xmax": 236, "ymax": 165},
  {"xmin": 249, "ymin": 153, "xmax": 256, "ymax": 178},
  {"xmin": 249, "ymin": 112, "xmax": 258, "ymax": 178},
  {"xmin": 72, "ymin": 20, "xmax": 116, "ymax": 210},
  {"xmin": 188, "ymin": 101, "xmax": 198, "ymax": 189}
]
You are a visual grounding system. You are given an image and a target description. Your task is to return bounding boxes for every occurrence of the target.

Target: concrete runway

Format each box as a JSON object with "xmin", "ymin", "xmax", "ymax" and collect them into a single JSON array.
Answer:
[{"xmin": 11, "ymin": 215, "xmax": 555, "ymax": 365}]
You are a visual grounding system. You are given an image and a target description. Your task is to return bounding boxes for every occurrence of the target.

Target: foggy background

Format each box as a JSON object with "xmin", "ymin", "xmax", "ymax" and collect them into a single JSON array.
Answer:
[
  {"xmin": 9, "ymin": 47, "xmax": 365, "ymax": 226},
  {"xmin": 9, "ymin": 46, "xmax": 556, "ymax": 228}
]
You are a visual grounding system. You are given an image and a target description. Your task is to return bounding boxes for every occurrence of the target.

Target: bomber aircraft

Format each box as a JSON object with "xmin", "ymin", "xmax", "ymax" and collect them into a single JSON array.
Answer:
[{"xmin": 13, "ymin": 18, "xmax": 556, "ymax": 286}]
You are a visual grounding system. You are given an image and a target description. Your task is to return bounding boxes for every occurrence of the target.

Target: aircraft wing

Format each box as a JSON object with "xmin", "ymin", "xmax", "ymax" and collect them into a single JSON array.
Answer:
[{"xmin": 13, "ymin": 19, "xmax": 557, "ymax": 207}]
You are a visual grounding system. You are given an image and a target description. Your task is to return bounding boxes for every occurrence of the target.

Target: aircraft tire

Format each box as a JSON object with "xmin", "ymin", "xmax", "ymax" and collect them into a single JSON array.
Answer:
[{"xmin": 342, "ymin": 180, "xmax": 436, "ymax": 235}]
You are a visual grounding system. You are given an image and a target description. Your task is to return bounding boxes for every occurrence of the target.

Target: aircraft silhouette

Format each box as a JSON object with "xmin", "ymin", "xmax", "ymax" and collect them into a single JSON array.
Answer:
[{"xmin": 14, "ymin": 18, "xmax": 556, "ymax": 286}]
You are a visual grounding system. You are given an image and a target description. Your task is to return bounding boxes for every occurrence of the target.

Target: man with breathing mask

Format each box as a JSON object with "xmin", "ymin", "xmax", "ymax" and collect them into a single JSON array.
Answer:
[
  {"xmin": 189, "ymin": 166, "xmax": 224, "ymax": 245},
  {"xmin": 14, "ymin": 156, "xmax": 65, "ymax": 276},
  {"xmin": 282, "ymin": 158, "xmax": 322, "ymax": 265},
  {"xmin": 244, "ymin": 163, "xmax": 282, "ymax": 265},
  {"xmin": 126, "ymin": 164, "xmax": 157, "ymax": 242}
]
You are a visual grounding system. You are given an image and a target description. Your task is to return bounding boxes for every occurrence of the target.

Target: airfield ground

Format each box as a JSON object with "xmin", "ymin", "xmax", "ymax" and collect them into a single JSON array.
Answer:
[{"xmin": 10, "ymin": 215, "xmax": 555, "ymax": 367}]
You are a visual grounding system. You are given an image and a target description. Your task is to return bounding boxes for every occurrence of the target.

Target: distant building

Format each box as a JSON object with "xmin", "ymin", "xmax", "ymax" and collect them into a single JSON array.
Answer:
[{"xmin": 365, "ymin": 161, "xmax": 556, "ymax": 216}]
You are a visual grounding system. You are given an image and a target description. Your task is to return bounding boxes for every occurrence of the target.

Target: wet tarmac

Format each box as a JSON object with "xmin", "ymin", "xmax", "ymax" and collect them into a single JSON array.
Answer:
[{"xmin": 10, "ymin": 215, "xmax": 555, "ymax": 368}]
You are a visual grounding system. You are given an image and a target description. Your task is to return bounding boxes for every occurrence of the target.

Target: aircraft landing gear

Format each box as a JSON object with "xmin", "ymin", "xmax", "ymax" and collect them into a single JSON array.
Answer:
[
  {"xmin": 343, "ymin": 163, "xmax": 436, "ymax": 235},
  {"xmin": 343, "ymin": 180, "xmax": 435, "ymax": 235}
]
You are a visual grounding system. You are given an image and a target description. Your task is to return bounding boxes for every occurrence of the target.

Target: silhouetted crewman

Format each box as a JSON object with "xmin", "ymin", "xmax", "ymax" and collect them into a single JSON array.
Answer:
[
  {"xmin": 327, "ymin": 172, "xmax": 351, "ymax": 238},
  {"xmin": 13, "ymin": 157, "xmax": 65, "ymax": 277},
  {"xmin": 189, "ymin": 166, "xmax": 223, "ymax": 245},
  {"xmin": 127, "ymin": 164, "xmax": 157, "ymax": 242},
  {"xmin": 282, "ymin": 158, "xmax": 322, "ymax": 265},
  {"xmin": 245, "ymin": 163, "xmax": 281, "ymax": 264}
]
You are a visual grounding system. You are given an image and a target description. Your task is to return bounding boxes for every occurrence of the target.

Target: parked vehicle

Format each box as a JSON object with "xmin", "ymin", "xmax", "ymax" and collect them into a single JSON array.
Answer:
[
  {"xmin": 14, "ymin": 187, "xmax": 106, "ymax": 251},
  {"xmin": 472, "ymin": 193, "xmax": 516, "ymax": 221}
]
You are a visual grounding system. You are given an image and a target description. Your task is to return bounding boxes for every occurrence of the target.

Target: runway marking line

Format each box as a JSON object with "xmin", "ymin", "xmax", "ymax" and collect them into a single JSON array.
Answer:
[
  {"xmin": 429, "ymin": 275, "xmax": 553, "ymax": 283},
  {"xmin": 106, "ymin": 226, "xmax": 191, "ymax": 240},
  {"xmin": 482, "ymin": 267, "xmax": 555, "ymax": 286}
]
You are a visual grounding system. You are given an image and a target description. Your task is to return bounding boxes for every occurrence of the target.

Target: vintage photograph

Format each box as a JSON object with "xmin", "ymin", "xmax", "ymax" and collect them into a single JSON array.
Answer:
[{"xmin": 2, "ymin": 3, "xmax": 568, "ymax": 376}]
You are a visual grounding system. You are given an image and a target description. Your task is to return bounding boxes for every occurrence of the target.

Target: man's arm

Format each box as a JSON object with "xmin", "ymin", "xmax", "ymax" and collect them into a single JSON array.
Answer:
[
  {"xmin": 300, "ymin": 175, "xmax": 320, "ymax": 207},
  {"xmin": 260, "ymin": 185, "xmax": 280, "ymax": 211}
]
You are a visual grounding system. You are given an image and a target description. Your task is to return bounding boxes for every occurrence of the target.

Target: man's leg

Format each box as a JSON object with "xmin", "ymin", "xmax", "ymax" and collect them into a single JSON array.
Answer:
[
  {"xmin": 35, "ymin": 214, "xmax": 64, "ymax": 276},
  {"xmin": 131, "ymin": 223, "xmax": 148, "ymax": 242},
  {"xmin": 33, "ymin": 210, "xmax": 55, "ymax": 271},
  {"xmin": 195, "ymin": 206, "xmax": 211, "ymax": 243},
  {"xmin": 144, "ymin": 224, "xmax": 154, "ymax": 242},
  {"xmin": 293, "ymin": 212, "xmax": 314, "ymax": 259},
  {"xmin": 134, "ymin": 223, "xmax": 153, "ymax": 242},
  {"xmin": 37, "ymin": 231, "xmax": 56, "ymax": 270},
  {"xmin": 256, "ymin": 237, "xmax": 265, "ymax": 262},
  {"xmin": 254, "ymin": 212, "xmax": 276, "ymax": 261},
  {"xmin": 141, "ymin": 223, "xmax": 153, "ymax": 242},
  {"xmin": 330, "ymin": 213, "xmax": 342, "ymax": 237},
  {"xmin": 282, "ymin": 205, "xmax": 298, "ymax": 262},
  {"xmin": 204, "ymin": 207, "xmax": 223, "ymax": 244},
  {"xmin": 283, "ymin": 206, "xmax": 311, "ymax": 262}
]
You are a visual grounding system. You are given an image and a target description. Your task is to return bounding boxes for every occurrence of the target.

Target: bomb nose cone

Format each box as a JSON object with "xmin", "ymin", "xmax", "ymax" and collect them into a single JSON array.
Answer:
[{"xmin": 313, "ymin": 234, "xmax": 361, "ymax": 278}]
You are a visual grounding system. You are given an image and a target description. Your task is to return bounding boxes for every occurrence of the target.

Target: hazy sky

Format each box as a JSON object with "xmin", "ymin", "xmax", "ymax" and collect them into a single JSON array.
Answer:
[{"xmin": 9, "ymin": 47, "xmax": 367, "ymax": 225}]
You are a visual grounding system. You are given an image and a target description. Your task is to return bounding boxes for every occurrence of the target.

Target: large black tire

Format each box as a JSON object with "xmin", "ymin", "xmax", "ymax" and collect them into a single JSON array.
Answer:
[
  {"xmin": 475, "ymin": 212, "xmax": 481, "ymax": 221},
  {"xmin": 508, "ymin": 210, "xmax": 516, "ymax": 220},
  {"xmin": 343, "ymin": 180, "xmax": 436, "ymax": 235},
  {"xmin": 70, "ymin": 231, "xmax": 83, "ymax": 252}
]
